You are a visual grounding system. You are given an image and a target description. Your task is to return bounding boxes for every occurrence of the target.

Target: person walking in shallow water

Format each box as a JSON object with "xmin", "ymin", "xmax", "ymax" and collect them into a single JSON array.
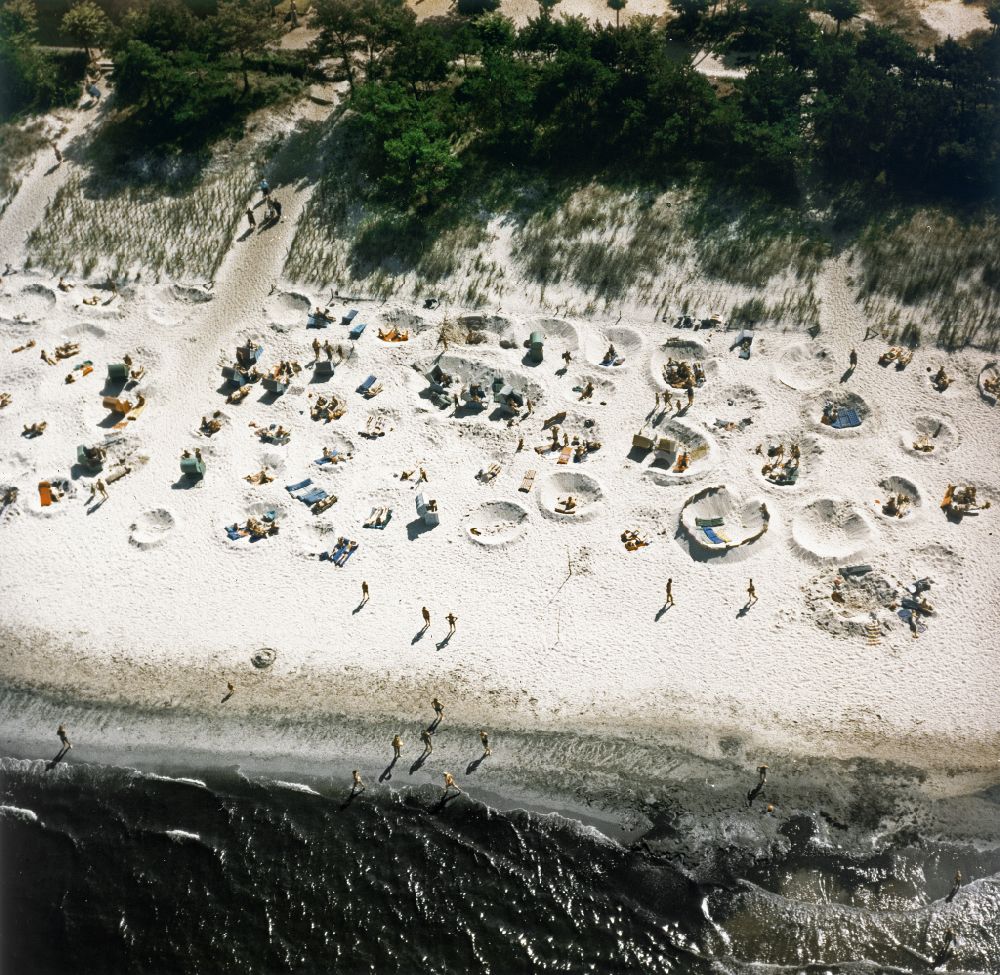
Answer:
[
  {"xmin": 420, "ymin": 729, "xmax": 433, "ymax": 756},
  {"xmin": 351, "ymin": 770, "xmax": 365, "ymax": 794},
  {"xmin": 57, "ymin": 724, "xmax": 72, "ymax": 750},
  {"xmin": 443, "ymin": 772, "xmax": 460, "ymax": 795},
  {"xmin": 392, "ymin": 734, "xmax": 403, "ymax": 759},
  {"xmin": 479, "ymin": 730, "xmax": 492, "ymax": 757}
]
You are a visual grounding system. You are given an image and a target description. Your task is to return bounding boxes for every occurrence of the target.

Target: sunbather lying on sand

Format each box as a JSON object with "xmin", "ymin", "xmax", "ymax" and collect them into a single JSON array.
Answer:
[
  {"xmin": 58, "ymin": 276, "xmax": 74, "ymax": 291},
  {"xmin": 0, "ymin": 392, "xmax": 10, "ymax": 408},
  {"xmin": 82, "ymin": 295, "xmax": 100, "ymax": 306},
  {"xmin": 23, "ymin": 421, "xmax": 47, "ymax": 437}
]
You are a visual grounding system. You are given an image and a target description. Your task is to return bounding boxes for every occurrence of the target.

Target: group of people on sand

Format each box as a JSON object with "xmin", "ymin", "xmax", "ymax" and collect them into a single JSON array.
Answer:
[{"xmin": 245, "ymin": 179, "xmax": 282, "ymax": 231}]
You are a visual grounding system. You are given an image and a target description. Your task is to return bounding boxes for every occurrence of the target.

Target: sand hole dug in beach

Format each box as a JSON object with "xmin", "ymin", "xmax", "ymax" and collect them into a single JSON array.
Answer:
[
  {"xmin": 538, "ymin": 471, "xmax": 603, "ymax": 521},
  {"xmin": 754, "ymin": 432, "xmax": 821, "ymax": 489},
  {"xmin": 900, "ymin": 414, "xmax": 958, "ymax": 459},
  {"xmin": 129, "ymin": 508, "xmax": 176, "ymax": 549},
  {"xmin": 872, "ymin": 476, "xmax": 922, "ymax": 521},
  {"xmin": 458, "ymin": 314, "xmax": 511, "ymax": 336},
  {"xmin": 650, "ymin": 338, "xmax": 717, "ymax": 390},
  {"xmin": 64, "ymin": 321, "xmax": 107, "ymax": 340},
  {"xmin": 252, "ymin": 647, "xmax": 277, "ymax": 669},
  {"xmin": 791, "ymin": 498, "xmax": 877, "ymax": 564},
  {"xmin": 463, "ymin": 500, "xmax": 529, "ymax": 546},
  {"xmin": 978, "ymin": 363, "xmax": 999, "ymax": 405},
  {"xmin": 169, "ymin": 283, "xmax": 213, "ymax": 304},
  {"xmin": 809, "ymin": 389, "xmax": 871, "ymax": 436},
  {"xmin": 774, "ymin": 343, "xmax": 836, "ymax": 391},
  {"xmin": 679, "ymin": 485, "xmax": 770, "ymax": 559},
  {"xmin": 264, "ymin": 290, "xmax": 310, "ymax": 326},
  {"xmin": 8, "ymin": 284, "xmax": 56, "ymax": 322},
  {"xmin": 704, "ymin": 384, "xmax": 764, "ymax": 428},
  {"xmin": 587, "ymin": 325, "xmax": 643, "ymax": 367},
  {"xmin": 642, "ymin": 419, "xmax": 716, "ymax": 483},
  {"xmin": 418, "ymin": 354, "xmax": 543, "ymax": 409},
  {"xmin": 524, "ymin": 317, "xmax": 579, "ymax": 353},
  {"xmin": 380, "ymin": 306, "xmax": 428, "ymax": 335},
  {"xmin": 802, "ymin": 568, "xmax": 898, "ymax": 640}
]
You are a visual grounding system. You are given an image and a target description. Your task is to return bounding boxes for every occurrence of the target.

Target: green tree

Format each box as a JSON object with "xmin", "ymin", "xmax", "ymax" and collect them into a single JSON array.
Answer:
[
  {"xmin": 987, "ymin": 0, "xmax": 1000, "ymax": 32},
  {"xmin": 61, "ymin": 1, "xmax": 112, "ymax": 59},
  {"xmin": 214, "ymin": 0, "xmax": 281, "ymax": 93},
  {"xmin": 607, "ymin": 0, "xmax": 627, "ymax": 30},
  {"xmin": 0, "ymin": 0, "xmax": 37, "ymax": 38},
  {"xmin": 537, "ymin": 0, "xmax": 562, "ymax": 20},
  {"xmin": 354, "ymin": 0, "xmax": 415, "ymax": 83},
  {"xmin": 311, "ymin": 0, "xmax": 360, "ymax": 90},
  {"xmin": 820, "ymin": 0, "xmax": 860, "ymax": 34}
]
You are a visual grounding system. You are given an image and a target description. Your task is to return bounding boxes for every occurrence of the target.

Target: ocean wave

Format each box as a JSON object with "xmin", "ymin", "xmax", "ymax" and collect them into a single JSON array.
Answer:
[
  {"xmin": 270, "ymin": 780, "xmax": 322, "ymax": 796},
  {"xmin": 165, "ymin": 829, "xmax": 201, "ymax": 843},
  {"xmin": 145, "ymin": 773, "xmax": 208, "ymax": 789}
]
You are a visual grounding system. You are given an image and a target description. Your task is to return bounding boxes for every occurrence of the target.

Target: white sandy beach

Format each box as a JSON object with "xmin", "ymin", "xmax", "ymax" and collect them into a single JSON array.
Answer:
[{"xmin": 1, "ymin": 49, "xmax": 999, "ymax": 777}]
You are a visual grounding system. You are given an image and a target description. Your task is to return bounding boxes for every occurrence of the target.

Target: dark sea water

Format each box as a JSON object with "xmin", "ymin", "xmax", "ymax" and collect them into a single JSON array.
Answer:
[{"xmin": 2, "ymin": 756, "xmax": 999, "ymax": 974}]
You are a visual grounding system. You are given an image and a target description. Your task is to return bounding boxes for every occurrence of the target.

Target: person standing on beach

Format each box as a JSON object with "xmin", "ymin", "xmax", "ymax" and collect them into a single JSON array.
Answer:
[
  {"xmin": 443, "ymin": 772, "xmax": 460, "ymax": 795},
  {"xmin": 259, "ymin": 178, "xmax": 270, "ymax": 200},
  {"xmin": 271, "ymin": 198, "xmax": 282, "ymax": 220},
  {"xmin": 432, "ymin": 697, "xmax": 444, "ymax": 722},
  {"xmin": 420, "ymin": 729, "xmax": 433, "ymax": 755},
  {"xmin": 849, "ymin": 348, "xmax": 858, "ymax": 369},
  {"xmin": 446, "ymin": 612, "xmax": 457, "ymax": 636},
  {"xmin": 246, "ymin": 206, "xmax": 255, "ymax": 230},
  {"xmin": 665, "ymin": 578, "xmax": 674, "ymax": 606},
  {"xmin": 361, "ymin": 581, "xmax": 369, "ymax": 606},
  {"xmin": 479, "ymin": 730, "xmax": 491, "ymax": 757},
  {"xmin": 747, "ymin": 579, "xmax": 757, "ymax": 604},
  {"xmin": 57, "ymin": 724, "xmax": 72, "ymax": 750},
  {"xmin": 421, "ymin": 607, "xmax": 431, "ymax": 631},
  {"xmin": 351, "ymin": 770, "xmax": 365, "ymax": 794},
  {"xmin": 392, "ymin": 734, "xmax": 403, "ymax": 759},
  {"xmin": 947, "ymin": 870, "xmax": 963, "ymax": 903}
]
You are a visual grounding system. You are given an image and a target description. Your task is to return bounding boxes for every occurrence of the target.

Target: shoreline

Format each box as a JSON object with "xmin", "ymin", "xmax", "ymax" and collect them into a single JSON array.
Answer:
[{"xmin": 4, "ymin": 682, "xmax": 1000, "ymax": 855}]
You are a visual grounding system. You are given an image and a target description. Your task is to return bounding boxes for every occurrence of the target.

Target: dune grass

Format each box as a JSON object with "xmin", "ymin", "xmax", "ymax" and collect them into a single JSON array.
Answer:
[
  {"xmin": 853, "ymin": 209, "xmax": 1000, "ymax": 350},
  {"xmin": 0, "ymin": 120, "xmax": 49, "ymax": 219}
]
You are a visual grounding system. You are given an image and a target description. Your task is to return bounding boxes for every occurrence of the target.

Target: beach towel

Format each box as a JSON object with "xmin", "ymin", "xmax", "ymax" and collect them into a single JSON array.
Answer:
[
  {"xmin": 299, "ymin": 488, "xmax": 327, "ymax": 505},
  {"xmin": 701, "ymin": 526, "xmax": 725, "ymax": 545},
  {"xmin": 342, "ymin": 309, "xmax": 358, "ymax": 325},
  {"xmin": 225, "ymin": 526, "xmax": 246, "ymax": 541},
  {"xmin": 349, "ymin": 322, "xmax": 367, "ymax": 340},
  {"xmin": 357, "ymin": 375, "xmax": 376, "ymax": 394},
  {"xmin": 695, "ymin": 516, "xmax": 724, "ymax": 528},
  {"xmin": 285, "ymin": 478, "xmax": 312, "ymax": 493},
  {"xmin": 314, "ymin": 453, "xmax": 335, "ymax": 465},
  {"xmin": 830, "ymin": 408, "xmax": 861, "ymax": 429},
  {"xmin": 307, "ymin": 314, "xmax": 329, "ymax": 329}
]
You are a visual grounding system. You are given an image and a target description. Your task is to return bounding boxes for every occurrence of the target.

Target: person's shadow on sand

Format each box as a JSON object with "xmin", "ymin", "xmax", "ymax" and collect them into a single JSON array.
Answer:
[
  {"xmin": 409, "ymin": 753, "xmax": 429, "ymax": 775},
  {"xmin": 654, "ymin": 604, "xmax": 673, "ymax": 622},
  {"xmin": 340, "ymin": 788, "xmax": 362, "ymax": 811},
  {"xmin": 45, "ymin": 746, "xmax": 70, "ymax": 771},
  {"xmin": 412, "ymin": 625, "xmax": 429, "ymax": 645},
  {"xmin": 465, "ymin": 756, "xmax": 485, "ymax": 775},
  {"xmin": 237, "ymin": 227, "xmax": 255, "ymax": 243},
  {"xmin": 379, "ymin": 756, "xmax": 398, "ymax": 783},
  {"xmin": 431, "ymin": 792, "xmax": 460, "ymax": 813},
  {"xmin": 435, "ymin": 634, "xmax": 453, "ymax": 651},
  {"xmin": 736, "ymin": 602, "xmax": 754, "ymax": 619}
]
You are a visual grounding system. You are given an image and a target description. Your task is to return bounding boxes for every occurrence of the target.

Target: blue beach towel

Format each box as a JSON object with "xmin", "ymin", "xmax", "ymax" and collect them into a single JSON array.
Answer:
[
  {"xmin": 225, "ymin": 526, "xmax": 245, "ymax": 541},
  {"xmin": 830, "ymin": 408, "xmax": 861, "ymax": 429},
  {"xmin": 702, "ymin": 526, "xmax": 725, "ymax": 545},
  {"xmin": 357, "ymin": 375, "xmax": 376, "ymax": 394},
  {"xmin": 300, "ymin": 488, "xmax": 327, "ymax": 505},
  {"xmin": 285, "ymin": 478, "xmax": 312, "ymax": 493}
]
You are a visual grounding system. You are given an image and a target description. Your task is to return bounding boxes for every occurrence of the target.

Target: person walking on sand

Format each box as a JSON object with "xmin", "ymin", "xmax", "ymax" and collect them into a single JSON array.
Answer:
[
  {"xmin": 421, "ymin": 607, "xmax": 431, "ymax": 631},
  {"xmin": 446, "ymin": 612, "xmax": 457, "ymax": 636},
  {"xmin": 479, "ymin": 730, "xmax": 491, "ymax": 757},
  {"xmin": 665, "ymin": 578, "xmax": 674, "ymax": 606},
  {"xmin": 246, "ymin": 206, "xmax": 255, "ymax": 230},
  {"xmin": 432, "ymin": 696, "xmax": 444, "ymax": 722},
  {"xmin": 259, "ymin": 178, "xmax": 270, "ymax": 200},
  {"xmin": 392, "ymin": 734, "xmax": 403, "ymax": 759},
  {"xmin": 947, "ymin": 870, "xmax": 963, "ymax": 903},
  {"xmin": 271, "ymin": 197, "xmax": 282, "ymax": 220},
  {"xmin": 421, "ymin": 729, "xmax": 433, "ymax": 755},
  {"xmin": 361, "ymin": 580, "xmax": 369, "ymax": 605},
  {"xmin": 57, "ymin": 724, "xmax": 72, "ymax": 750},
  {"xmin": 747, "ymin": 579, "xmax": 757, "ymax": 604},
  {"xmin": 351, "ymin": 769, "xmax": 365, "ymax": 794},
  {"xmin": 443, "ymin": 772, "xmax": 461, "ymax": 795},
  {"xmin": 849, "ymin": 348, "xmax": 858, "ymax": 369},
  {"xmin": 222, "ymin": 681, "xmax": 235, "ymax": 702},
  {"xmin": 757, "ymin": 764, "xmax": 768, "ymax": 784},
  {"xmin": 311, "ymin": 336, "xmax": 321, "ymax": 361}
]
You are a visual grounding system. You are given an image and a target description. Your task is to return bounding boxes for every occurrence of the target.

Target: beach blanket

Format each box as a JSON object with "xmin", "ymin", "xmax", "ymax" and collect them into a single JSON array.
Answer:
[
  {"xmin": 315, "ymin": 453, "xmax": 335, "ymax": 465},
  {"xmin": 225, "ymin": 526, "xmax": 248, "ymax": 541},
  {"xmin": 299, "ymin": 488, "xmax": 327, "ymax": 505},
  {"xmin": 695, "ymin": 516, "xmax": 724, "ymax": 528},
  {"xmin": 830, "ymin": 408, "xmax": 861, "ymax": 429},
  {"xmin": 286, "ymin": 478, "xmax": 312, "ymax": 493},
  {"xmin": 701, "ymin": 526, "xmax": 726, "ymax": 545},
  {"xmin": 306, "ymin": 314, "xmax": 329, "ymax": 329}
]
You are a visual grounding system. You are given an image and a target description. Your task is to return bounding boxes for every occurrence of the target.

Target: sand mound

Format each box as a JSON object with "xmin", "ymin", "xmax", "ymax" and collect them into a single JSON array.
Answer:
[
  {"xmin": 679, "ymin": 485, "xmax": 770, "ymax": 559},
  {"xmin": 10, "ymin": 284, "xmax": 56, "ymax": 321},
  {"xmin": 538, "ymin": 470, "xmax": 603, "ymax": 521},
  {"xmin": 791, "ymin": 498, "xmax": 877, "ymax": 564},
  {"xmin": 874, "ymin": 476, "xmax": 922, "ymax": 520},
  {"xmin": 129, "ymin": 508, "xmax": 176, "ymax": 549},
  {"xmin": 900, "ymin": 415, "xmax": 958, "ymax": 459},
  {"xmin": 251, "ymin": 647, "xmax": 277, "ymax": 669},
  {"xmin": 265, "ymin": 290, "xmax": 310, "ymax": 325},
  {"xmin": 169, "ymin": 283, "xmax": 213, "ymax": 304},
  {"xmin": 464, "ymin": 500, "xmax": 529, "ymax": 546},
  {"xmin": 774, "ymin": 343, "xmax": 836, "ymax": 391}
]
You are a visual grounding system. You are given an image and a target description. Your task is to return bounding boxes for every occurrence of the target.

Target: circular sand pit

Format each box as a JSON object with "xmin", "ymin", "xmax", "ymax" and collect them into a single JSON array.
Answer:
[
  {"xmin": 873, "ymin": 476, "xmax": 922, "ymax": 521},
  {"xmin": 900, "ymin": 415, "xmax": 958, "ymax": 459},
  {"xmin": 538, "ymin": 471, "xmax": 603, "ymax": 521},
  {"xmin": 589, "ymin": 326, "xmax": 643, "ymax": 367},
  {"xmin": 264, "ymin": 290, "xmax": 310, "ymax": 326},
  {"xmin": 464, "ymin": 500, "xmax": 529, "ymax": 546},
  {"xmin": 169, "ymin": 283, "xmax": 213, "ymax": 304},
  {"xmin": 252, "ymin": 648, "xmax": 277, "ymax": 669},
  {"xmin": 381, "ymin": 306, "xmax": 428, "ymax": 335},
  {"xmin": 458, "ymin": 314, "xmax": 511, "ymax": 336},
  {"xmin": 65, "ymin": 321, "xmax": 107, "ymax": 340},
  {"xmin": 810, "ymin": 390, "xmax": 871, "ymax": 435},
  {"xmin": 774, "ymin": 343, "xmax": 836, "ymax": 391},
  {"xmin": 978, "ymin": 363, "xmax": 998, "ymax": 405},
  {"xmin": 526, "ymin": 317, "xmax": 579, "ymax": 352},
  {"xmin": 129, "ymin": 508, "xmax": 175, "ymax": 549},
  {"xmin": 791, "ymin": 498, "xmax": 877, "ymax": 564},
  {"xmin": 650, "ymin": 339, "xmax": 717, "ymax": 390},
  {"xmin": 679, "ymin": 485, "xmax": 770, "ymax": 559},
  {"xmin": 12, "ymin": 284, "xmax": 56, "ymax": 321},
  {"xmin": 643, "ymin": 419, "xmax": 716, "ymax": 483}
]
